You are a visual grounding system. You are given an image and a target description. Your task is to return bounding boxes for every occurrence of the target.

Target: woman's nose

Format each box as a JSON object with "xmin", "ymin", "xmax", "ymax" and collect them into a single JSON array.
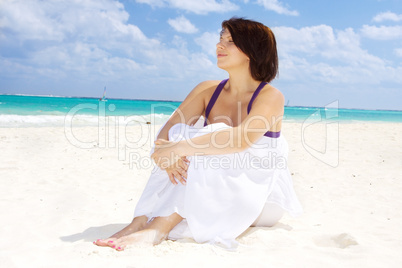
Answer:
[{"xmin": 216, "ymin": 41, "xmax": 224, "ymax": 49}]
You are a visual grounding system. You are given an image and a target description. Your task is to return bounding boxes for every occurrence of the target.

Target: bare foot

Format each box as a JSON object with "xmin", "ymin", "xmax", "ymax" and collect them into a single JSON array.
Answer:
[
  {"xmin": 112, "ymin": 229, "xmax": 166, "ymax": 251},
  {"xmin": 95, "ymin": 213, "xmax": 183, "ymax": 251},
  {"xmin": 93, "ymin": 238, "xmax": 117, "ymax": 247},
  {"xmin": 94, "ymin": 216, "xmax": 148, "ymax": 248}
]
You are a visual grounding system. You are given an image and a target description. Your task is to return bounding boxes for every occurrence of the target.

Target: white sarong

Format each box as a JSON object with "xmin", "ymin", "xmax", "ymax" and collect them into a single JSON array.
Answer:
[{"xmin": 134, "ymin": 122, "xmax": 303, "ymax": 247}]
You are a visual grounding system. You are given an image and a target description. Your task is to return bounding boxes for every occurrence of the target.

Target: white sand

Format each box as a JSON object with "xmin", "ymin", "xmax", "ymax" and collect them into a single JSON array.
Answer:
[{"xmin": 1, "ymin": 121, "xmax": 401, "ymax": 267}]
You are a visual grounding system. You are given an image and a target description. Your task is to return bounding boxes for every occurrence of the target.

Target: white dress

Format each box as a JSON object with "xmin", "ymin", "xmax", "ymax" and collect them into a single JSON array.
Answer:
[{"xmin": 134, "ymin": 120, "xmax": 303, "ymax": 248}]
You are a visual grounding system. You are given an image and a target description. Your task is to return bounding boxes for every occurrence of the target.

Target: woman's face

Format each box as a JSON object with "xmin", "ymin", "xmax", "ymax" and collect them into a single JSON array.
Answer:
[{"xmin": 216, "ymin": 28, "xmax": 249, "ymax": 70}]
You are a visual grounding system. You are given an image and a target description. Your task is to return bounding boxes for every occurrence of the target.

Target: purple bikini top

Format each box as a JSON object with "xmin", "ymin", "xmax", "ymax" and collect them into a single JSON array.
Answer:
[{"xmin": 204, "ymin": 79, "xmax": 281, "ymax": 138}]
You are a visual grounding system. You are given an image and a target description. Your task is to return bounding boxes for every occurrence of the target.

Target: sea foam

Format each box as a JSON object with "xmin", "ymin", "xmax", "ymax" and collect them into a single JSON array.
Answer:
[{"xmin": 0, "ymin": 113, "xmax": 171, "ymax": 128}]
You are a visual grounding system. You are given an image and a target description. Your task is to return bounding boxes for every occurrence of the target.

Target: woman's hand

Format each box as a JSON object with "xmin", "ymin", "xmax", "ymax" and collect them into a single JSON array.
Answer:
[
  {"xmin": 151, "ymin": 139, "xmax": 184, "ymax": 169},
  {"xmin": 165, "ymin": 157, "xmax": 190, "ymax": 185},
  {"xmin": 151, "ymin": 139, "xmax": 189, "ymax": 185}
]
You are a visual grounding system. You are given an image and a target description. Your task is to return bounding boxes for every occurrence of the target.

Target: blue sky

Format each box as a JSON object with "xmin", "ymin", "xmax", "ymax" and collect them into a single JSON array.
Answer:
[{"xmin": 1, "ymin": 0, "xmax": 401, "ymax": 110}]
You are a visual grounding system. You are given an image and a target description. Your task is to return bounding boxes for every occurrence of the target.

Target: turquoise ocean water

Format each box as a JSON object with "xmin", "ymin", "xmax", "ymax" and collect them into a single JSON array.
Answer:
[{"xmin": 0, "ymin": 94, "xmax": 401, "ymax": 127}]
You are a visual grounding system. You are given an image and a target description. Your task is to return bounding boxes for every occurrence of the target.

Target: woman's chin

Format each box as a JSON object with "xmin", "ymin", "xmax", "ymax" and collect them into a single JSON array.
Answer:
[{"xmin": 216, "ymin": 62, "xmax": 228, "ymax": 70}]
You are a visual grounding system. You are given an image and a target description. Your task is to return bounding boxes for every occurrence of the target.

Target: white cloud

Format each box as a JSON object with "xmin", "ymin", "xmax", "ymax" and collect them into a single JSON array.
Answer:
[
  {"xmin": 135, "ymin": 0, "xmax": 165, "ymax": 7},
  {"xmin": 0, "ymin": 0, "xmax": 158, "ymax": 82},
  {"xmin": 256, "ymin": 0, "xmax": 299, "ymax": 16},
  {"xmin": 0, "ymin": 0, "xmax": 149, "ymax": 44},
  {"xmin": 1, "ymin": 0, "xmax": 401, "ymax": 109},
  {"xmin": 373, "ymin": 11, "xmax": 402, "ymax": 22},
  {"xmin": 361, "ymin": 25, "xmax": 402, "ymax": 40},
  {"xmin": 273, "ymin": 25, "xmax": 364, "ymax": 61},
  {"xmin": 136, "ymin": 0, "xmax": 238, "ymax": 14},
  {"xmin": 195, "ymin": 31, "xmax": 220, "ymax": 57},
  {"xmin": 272, "ymin": 25, "xmax": 400, "ymax": 85},
  {"xmin": 0, "ymin": 0, "xmax": 221, "ymax": 99},
  {"xmin": 168, "ymin": 16, "xmax": 198, "ymax": 34},
  {"xmin": 395, "ymin": 48, "xmax": 402, "ymax": 57},
  {"xmin": 0, "ymin": 0, "xmax": 66, "ymax": 42}
]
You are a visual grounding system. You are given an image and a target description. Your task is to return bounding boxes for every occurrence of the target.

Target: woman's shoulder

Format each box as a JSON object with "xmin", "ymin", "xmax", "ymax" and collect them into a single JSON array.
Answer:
[
  {"xmin": 193, "ymin": 80, "xmax": 222, "ymax": 92},
  {"xmin": 251, "ymin": 83, "xmax": 285, "ymax": 111},
  {"xmin": 181, "ymin": 80, "xmax": 223, "ymax": 105},
  {"xmin": 260, "ymin": 84, "xmax": 284, "ymax": 102},
  {"xmin": 187, "ymin": 80, "xmax": 222, "ymax": 99}
]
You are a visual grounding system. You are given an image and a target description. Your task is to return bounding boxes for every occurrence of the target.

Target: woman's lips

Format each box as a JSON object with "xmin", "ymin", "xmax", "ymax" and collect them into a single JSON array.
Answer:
[{"xmin": 217, "ymin": 53, "xmax": 227, "ymax": 58}]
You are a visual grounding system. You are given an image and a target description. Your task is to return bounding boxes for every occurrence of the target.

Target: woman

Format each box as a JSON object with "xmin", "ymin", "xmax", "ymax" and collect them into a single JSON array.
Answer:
[{"xmin": 94, "ymin": 17, "xmax": 302, "ymax": 251}]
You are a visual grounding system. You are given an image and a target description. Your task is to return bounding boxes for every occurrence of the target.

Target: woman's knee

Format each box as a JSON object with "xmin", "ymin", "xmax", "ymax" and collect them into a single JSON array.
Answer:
[{"xmin": 251, "ymin": 203, "xmax": 284, "ymax": 227}]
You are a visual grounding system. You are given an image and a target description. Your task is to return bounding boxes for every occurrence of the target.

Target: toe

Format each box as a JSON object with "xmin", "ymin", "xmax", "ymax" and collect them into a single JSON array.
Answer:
[
  {"xmin": 107, "ymin": 240, "xmax": 116, "ymax": 247},
  {"xmin": 94, "ymin": 238, "xmax": 118, "ymax": 248},
  {"xmin": 94, "ymin": 239, "xmax": 109, "ymax": 247},
  {"xmin": 115, "ymin": 245, "xmax": 125, "ymax": 251},
  {"xmin": 112, "ymin": 238, "xmax": 126, "ymax": 251}
]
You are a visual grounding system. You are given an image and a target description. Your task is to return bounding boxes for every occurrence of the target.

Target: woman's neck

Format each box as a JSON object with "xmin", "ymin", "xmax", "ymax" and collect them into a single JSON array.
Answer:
[{"xmin": 226, "ymin": 70, "xmax": 261, "ymax": 96}]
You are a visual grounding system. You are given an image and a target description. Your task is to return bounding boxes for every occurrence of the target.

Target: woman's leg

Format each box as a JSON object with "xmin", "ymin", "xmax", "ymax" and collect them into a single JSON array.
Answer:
[
  {"xmin": 251, "ymin": 203, "xmax": 284, "ymax": 227},
  {"xmin": 94, "ymin": 215, "xmax": 148, "ymax": 247}
]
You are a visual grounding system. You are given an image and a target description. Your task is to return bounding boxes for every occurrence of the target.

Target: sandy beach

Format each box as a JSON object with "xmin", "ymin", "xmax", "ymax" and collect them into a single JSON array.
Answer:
[{"xmin": 1, "ymin": 121, "xmax": 401, "ymax": 267}]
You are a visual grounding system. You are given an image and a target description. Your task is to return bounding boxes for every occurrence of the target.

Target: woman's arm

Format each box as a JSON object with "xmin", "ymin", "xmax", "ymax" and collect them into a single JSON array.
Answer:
[
  {"xmin": 152, "ymin": 85, "xmax": 285, "ymax": 167},
  {"xmin": 155, "ymin": 80, "xmax": 220, "ymax": 184},
  {"xmin": 156, "ymin": 80, "xmax": 220, "ymax": 141}
]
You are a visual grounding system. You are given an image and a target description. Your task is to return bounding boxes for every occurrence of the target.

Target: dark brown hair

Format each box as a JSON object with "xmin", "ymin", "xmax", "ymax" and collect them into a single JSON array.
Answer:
[{"xmin": 222, "ymin": 17, "xmax": 278, "ymax": 83}]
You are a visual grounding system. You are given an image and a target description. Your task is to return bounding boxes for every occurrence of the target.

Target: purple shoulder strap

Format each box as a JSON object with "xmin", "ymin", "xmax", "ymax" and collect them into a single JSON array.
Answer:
[
  {"xmin": 204, "ymin": 79, "xmax": 228, "ymax": 126},
  {"xmin": 247, "ymin": 81, "xmax": 281, "ymax": 138},
  {"xmin": 247, "ymin": 81, "xmax": 268, "ymax": 114},
  {"xmin": 203, "ymin": 79, "xmax": 281, "ymax": 138}
]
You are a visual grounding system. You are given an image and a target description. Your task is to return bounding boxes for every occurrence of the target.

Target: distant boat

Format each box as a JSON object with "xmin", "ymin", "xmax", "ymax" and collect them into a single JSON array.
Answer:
[{"xmin": 99, "ymin": 86, "xmax": 107, "ymax": 101}]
